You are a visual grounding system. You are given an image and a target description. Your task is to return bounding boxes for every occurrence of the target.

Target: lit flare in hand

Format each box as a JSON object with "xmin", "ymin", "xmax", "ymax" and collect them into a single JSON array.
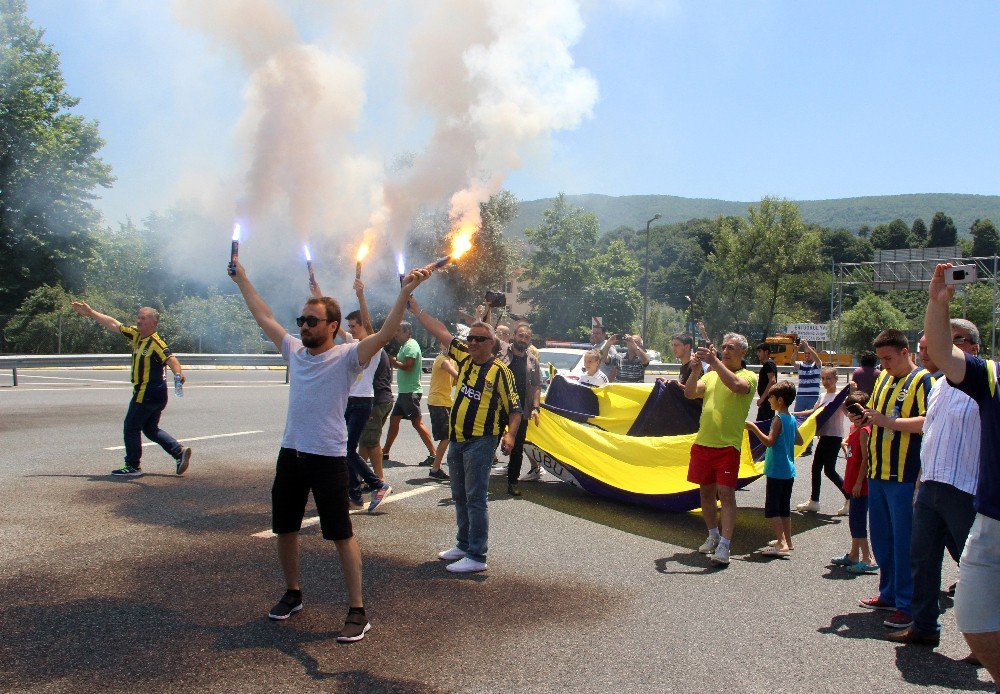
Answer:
[
  {"xmin": 304, "ymin": 245, "xmax": 316, "ymax": 289},
  {"xmin": 355, "ymin": 242, "xmax": 369, "ymax": 279},
  {"xmin": 427, "ymin": 223, "xmax": 475, "ymax": 270},
  {"xmin": 228, "ymin": 223, "xmax": 241, "ymax": 275}
]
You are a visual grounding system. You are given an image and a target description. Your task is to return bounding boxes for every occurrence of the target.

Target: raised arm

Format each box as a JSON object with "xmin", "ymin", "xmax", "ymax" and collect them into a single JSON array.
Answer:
[
  {"xmin": 70, "ymin": 301, "xmax": 122, "ymax": 333},
  {"xmin": 802, "ymin": 339, "xmax": 821, "ymax": 365},
  {"xmin": 684, "ymin": 352, "xmax": 708, "ymax": 399},
  {"xmin": 925, "ymin": 263, "xmax": 967, "ymax": 383},
  {"xmin": 357, "ymin": 268, "xmax": 430, "ymax": 365},
  {"xmin": 407, "ymin": 295, "xmax": 454, "ymax": 347},
  {"xmin": 353, "ymin": 278, "xmax": 374, "ymax": 335},
  {"xmin": 229, "ymin": 259, "xmax": 287, "ymax": 349}
]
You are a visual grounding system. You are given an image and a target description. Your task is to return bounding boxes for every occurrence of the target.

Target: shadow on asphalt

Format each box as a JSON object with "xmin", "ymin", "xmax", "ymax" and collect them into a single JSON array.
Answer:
[
  {"xmin": 0, "ymin": 529, "xmax": 620, "ymax": 691},
  {"xmin": 894, "ymin": 645, "xmax": 994, "ymax": 691},
  {"xmin": 509, "ymin": 478, "xmax": 842, "ymax": 555},
  {"xmin": 820, "ymin": 612, "xmax": 998, "ymax": 691}
]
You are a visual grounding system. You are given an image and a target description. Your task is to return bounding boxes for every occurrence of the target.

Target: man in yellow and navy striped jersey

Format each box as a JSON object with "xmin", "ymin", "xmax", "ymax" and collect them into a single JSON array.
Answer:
[
  {"xmin": 71, "ymin": 301, "xmax": 192, "ymax": 477},
  {"xmin": 851, "ymin": 328, "xmax": 933, "ymax": 630},
  {"xmin": 407, "ymin": 296, "xmax": 521, "ymax": 574}
]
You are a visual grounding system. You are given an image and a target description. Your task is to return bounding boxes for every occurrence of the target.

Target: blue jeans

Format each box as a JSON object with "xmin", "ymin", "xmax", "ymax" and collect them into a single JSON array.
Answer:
[
  {"xmin": 123, "ymin": 398, "xmax": 181, "ymax": 466},
  {"xmin": 448, "ymin": 434, "xmax": 498, "ymax": 563},
  {"xmin": 345, "ymin": 398, "xmax": 381, "ymax": 500},
  {"xmin": 910, "ymin": 480, "xmax": 976, "ymax": 634},
  {"xmin": 868, "ymin": 477, "xmax": 916, "ymax": 615}
]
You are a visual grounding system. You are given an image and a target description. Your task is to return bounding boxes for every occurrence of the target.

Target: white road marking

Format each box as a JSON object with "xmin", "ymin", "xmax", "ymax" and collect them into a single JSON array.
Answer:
[
  {"xmin": 4, "ymin": 384, "xmax": 288, "ymax": 392},
  {"xmin": 15, "ymin": 374, "xmax": 131, "ymax": 383},
  {"xmin": 251, "ymin": 483, "xmax": 443, "ymax": 538},
  {"xmin": 104, "ymin": 430, "xmax": 264, "ymax": 450}
]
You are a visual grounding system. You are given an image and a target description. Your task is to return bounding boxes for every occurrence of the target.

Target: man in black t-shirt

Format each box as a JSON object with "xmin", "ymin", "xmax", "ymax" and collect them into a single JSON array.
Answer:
[{"xmin": 755, "ymin": 343, "xmax": 779, "ymax": 421}]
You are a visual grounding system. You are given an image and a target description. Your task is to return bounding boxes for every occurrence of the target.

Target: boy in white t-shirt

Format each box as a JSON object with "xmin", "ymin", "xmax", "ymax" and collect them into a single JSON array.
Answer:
[
  {"xmin": 578, "ymin": 349, "xmax": 609, "ymax": 387},
  {"xmin": 795, "ymin": 367, "xmax": 852, "ymax": 515}
]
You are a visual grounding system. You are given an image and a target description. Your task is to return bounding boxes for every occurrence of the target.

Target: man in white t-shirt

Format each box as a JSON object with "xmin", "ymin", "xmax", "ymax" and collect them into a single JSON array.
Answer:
[{"xmin": 231, "ymin": 258, "xmax": 429, "ymax": 643}]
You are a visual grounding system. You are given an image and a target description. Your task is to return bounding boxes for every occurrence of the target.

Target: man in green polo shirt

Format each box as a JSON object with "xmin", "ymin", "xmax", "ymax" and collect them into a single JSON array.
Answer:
[
  {"xmin": 684, "ymin": 332, "xmax": 757, "ymax": 565},
  {"xmin": 383, "ymin": 321, "xmax": 436, "ymax": 465}
]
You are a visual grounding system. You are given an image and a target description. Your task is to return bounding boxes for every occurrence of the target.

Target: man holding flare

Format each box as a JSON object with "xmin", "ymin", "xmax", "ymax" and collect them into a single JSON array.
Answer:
[{"xmin": 229, "ymin": 254, "xmax": 430, "ymax": 643}]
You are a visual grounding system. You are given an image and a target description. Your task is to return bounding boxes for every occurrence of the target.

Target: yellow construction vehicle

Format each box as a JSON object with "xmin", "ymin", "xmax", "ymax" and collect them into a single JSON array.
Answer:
[{"xmin": 761, "ymin": 333, "xmax": 853, "ymax": 367}]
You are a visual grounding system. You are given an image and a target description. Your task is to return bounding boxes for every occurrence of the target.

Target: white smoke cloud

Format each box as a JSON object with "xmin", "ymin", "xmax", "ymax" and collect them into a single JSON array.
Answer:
[{"xmin": 168, "ymin": 0, "xmax": 596, "ymax": 305}]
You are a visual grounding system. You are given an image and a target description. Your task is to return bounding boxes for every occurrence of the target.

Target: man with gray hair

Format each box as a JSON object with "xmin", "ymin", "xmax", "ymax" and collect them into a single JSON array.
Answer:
[
  {"xmin": 684, "ymin": 331, "xmax": 757, "ymax": 565},
  {"xmin": 70, "ymin": 301, "xmax": 192, "ymax": 477},
  {"xmin": 889, "ymin": 319, "xmax": 982, "ymax": 646}
]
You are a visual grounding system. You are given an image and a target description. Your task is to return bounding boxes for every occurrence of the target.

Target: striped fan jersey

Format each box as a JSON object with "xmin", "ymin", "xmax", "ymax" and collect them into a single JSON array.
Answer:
[
  {"xmin": 866, "ymin": 367, "xmax": 933, "ymax": 483},
  {"xmin": 448, "ymin": 338, "xmax": 521, "ymax": 443},
  {"xmin": 120, "ymin": 325, "xmax": 172, "ymax": 404},
  {"xmin": 795, "ymin": 361, "xmax": 822, "ymax": 401}
]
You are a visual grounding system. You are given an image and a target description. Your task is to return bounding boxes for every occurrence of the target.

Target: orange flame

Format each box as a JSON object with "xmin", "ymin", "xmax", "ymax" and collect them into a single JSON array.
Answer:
[
  {"xmin": 450, "ymin": 224, "xmax": 475, "ymax": 260},
  {"xmin": 356, "ymin": 242, "xmax": 369, "ymax": 263}
]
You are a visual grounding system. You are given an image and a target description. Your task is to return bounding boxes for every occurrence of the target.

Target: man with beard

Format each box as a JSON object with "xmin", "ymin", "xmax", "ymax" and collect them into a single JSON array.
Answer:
[
  {"xmin": 230, "ymin": 258, "xmax": 429, "ymax": 642},
  {"xmin": 498, "ymin": 322, "xmax": 542, "ymax": 496}
]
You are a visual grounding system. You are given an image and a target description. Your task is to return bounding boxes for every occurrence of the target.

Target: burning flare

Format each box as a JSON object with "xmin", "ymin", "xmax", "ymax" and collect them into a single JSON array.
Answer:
[
  {"xmin": 228, "ymin": 223, "xmax": 241, "ymax": 275},
  {"xmin": 355, "ymin": 242, "xmax": 369, "ymax": 279},
  {"xmin": 304, "ymin": 244, "xmax": 316, "ymax": 288},
  {"xmin": 428, "ymin": 223, "xmax": 477, "ymax": 270}
]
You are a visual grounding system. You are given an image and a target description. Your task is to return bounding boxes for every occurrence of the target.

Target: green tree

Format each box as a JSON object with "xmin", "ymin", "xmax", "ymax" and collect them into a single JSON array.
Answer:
[
  {"xmin": 407, "ymin": 190, "xmax": 522, "ymax": 334},
  {"xmin": 909, "ymin": 218, "xmax": 928, "ymax": 247},
  {"xmin": 928, "ymin": 211, "xmax": 958, "ymax": 248},
  {"xmin": 704, "ymin": 198, "xmax": 821, "ymax": 339},
  {"xmin": 158, "ymin": 291, "xmax": 261, "ymax": 353},
  {"xmin": 818, "ymin": 227, "xmax": 874, "ymax": 264},
  {"xmin": 522, "ymin": 194, "xmax": 641, "ymax": 339},
  {"xmin": 970, "ymin": 218, "xmax": 1000, "ymax": 257},
  {"xmin": 0, "ymin": 1, "xmax": 114, "ymax": 313},
  {"xmin": 840, "ymin": 293, "xmax": 908, "ymax": 354},
  {"xmin": 3, "ymin": 283, "xmax": 130, "ymax": 353},
  {"xmin": 870, "ymin": 219, "xmax": 910, "ymax": 250}
]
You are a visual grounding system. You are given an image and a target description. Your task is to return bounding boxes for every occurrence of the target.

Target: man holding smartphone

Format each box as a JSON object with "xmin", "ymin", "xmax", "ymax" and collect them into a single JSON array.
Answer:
[{"xmin": 925, "ymin": 263, "xmax": 1000, "ymax": 680}]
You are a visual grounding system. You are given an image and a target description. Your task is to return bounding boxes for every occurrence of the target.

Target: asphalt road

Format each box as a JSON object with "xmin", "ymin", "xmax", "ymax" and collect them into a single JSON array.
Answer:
[{"xmin": 0, "ymin": 368, "xmax": 994, "ymax": 693}]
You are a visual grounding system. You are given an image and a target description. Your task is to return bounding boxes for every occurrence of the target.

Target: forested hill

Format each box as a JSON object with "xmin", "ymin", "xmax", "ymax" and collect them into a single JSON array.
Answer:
[{"xmin": 512, "ymin": 193, "xmax": 1000, "ymax": 238}]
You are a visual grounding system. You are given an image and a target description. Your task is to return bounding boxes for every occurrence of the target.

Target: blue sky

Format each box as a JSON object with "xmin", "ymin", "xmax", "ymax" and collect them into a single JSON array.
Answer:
[{"xmin": 26, "ymin": 1, "xmax": 1000, "ymax": 227}]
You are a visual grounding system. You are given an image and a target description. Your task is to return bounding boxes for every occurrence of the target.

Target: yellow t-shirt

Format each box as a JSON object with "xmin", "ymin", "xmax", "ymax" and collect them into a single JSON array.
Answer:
[{"xmin": 428, "ymin": 354, "xmax": 456, "ymax": 406}]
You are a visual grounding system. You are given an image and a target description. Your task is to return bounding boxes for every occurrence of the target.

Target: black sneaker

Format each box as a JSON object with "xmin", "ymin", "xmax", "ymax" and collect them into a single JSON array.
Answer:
[
  {"xmin": 175, "ymin": 447, "xmax": 192, "ymax": 475},
  {"xmin": 508, "ymin": 483, "xmax": 521, "ymax": 497},
  {"xmin": 429, "ymin": 468, "xmax": 449, "ymax": 480},
  {"xmin": 268, "ymin": 590, "xmax": 303, "ymax": 620},
  {"xmin": 419, "ymin": 455, "xmax": 434, "ymax": 467},
  {"xmin": 336, "ymin": 610, "xmax": 371, "ymax": 642},
  {"xmin": 111, "ymin": 465, "xmax": 143, "ymax": 477}
]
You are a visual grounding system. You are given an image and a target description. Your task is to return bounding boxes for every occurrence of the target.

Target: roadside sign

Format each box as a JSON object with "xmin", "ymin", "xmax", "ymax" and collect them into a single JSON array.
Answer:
[{"xmin": 786, "ymin": 323, "xmax": 828, "ymax": 341}]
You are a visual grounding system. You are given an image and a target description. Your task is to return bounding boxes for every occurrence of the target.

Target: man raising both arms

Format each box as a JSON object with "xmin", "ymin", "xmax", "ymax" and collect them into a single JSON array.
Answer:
[
  {"xmin": 71, "ymin": 301, "xmax": 192, "ymax": 477},
  {"xmin": 231, "ymin": 258, "xmax": 429, "ymax": 642}
]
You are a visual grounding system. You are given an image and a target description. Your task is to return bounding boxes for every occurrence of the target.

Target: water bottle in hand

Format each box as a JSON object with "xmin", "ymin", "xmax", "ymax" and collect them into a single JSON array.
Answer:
[{"xmin": 174, "ymin": 374, "xmax": 184, "ymax": 397}]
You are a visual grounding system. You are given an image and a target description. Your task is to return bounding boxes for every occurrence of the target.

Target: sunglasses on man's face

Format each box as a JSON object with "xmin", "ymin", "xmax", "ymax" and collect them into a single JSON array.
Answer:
[
  {"xmin": 295, "ymin": 316, "xmax": 331, "ymax": 328},
  {"xmin": 467, "ymin": 335, "xmax": 491, "ymax": 343}
]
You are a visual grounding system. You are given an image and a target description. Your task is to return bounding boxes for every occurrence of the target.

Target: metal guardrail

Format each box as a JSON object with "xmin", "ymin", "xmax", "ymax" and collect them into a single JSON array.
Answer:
[
  {"xmin": 0, "ymin": 354, "xmax": 287, "ymax": 386},
  {"xmin": 1, "ymin": 353, "xmax": 860, "ymax": 387}
]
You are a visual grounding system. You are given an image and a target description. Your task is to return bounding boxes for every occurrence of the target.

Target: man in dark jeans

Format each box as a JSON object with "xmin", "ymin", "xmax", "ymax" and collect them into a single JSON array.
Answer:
[
  {"xmin": 498, "ymin": 322, "xmax": 542, "ymax": 496},
  {"xmin": 312, "ymin": 279, "xmax": 392, "ymax": 513},
  {"xmin": 71, "ymin": 301, "xmax": 192, "ymax": 476},
  {"xmin": 888, "ymin": 320, "xmax": 982, "ymax": 647}
]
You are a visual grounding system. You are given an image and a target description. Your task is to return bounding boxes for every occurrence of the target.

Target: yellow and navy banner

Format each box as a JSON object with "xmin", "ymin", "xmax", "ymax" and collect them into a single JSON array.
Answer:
[{"xmin": 526, "ymin": 377, "xmax": 838, "ymax": 512}]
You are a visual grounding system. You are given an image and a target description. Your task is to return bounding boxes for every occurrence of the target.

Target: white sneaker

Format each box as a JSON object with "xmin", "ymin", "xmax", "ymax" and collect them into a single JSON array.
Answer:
[
  {"xmin": 519, "ymin": 468, "xmax": 541, "ymax": 482},
  {"xmin": 698, "ymin": 534, "xmax": 720, "ymax": 554},
  {"xmin": 446, "ymin": 557, "xmax": 487, "ymax": 573},
  {"xmin": 438, "ymin": 546, "xmax": 465, "ymax": 561},
  {"xmin": 710, "ymin": 543, "xmax": 731, "ymax": 565},
  {"xmin": 795, "ymin": 500, "xmax": 821, "ymax": 513},
  {"xmin": 836, "ymin": 499, "xmax": 851, "ymax": 516}
]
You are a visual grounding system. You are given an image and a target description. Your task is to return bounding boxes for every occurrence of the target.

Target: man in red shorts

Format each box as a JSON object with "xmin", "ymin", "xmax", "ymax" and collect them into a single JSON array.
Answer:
[{"xmin": 684, "ymin": 332, "xmax": 757, "ymax": 565}]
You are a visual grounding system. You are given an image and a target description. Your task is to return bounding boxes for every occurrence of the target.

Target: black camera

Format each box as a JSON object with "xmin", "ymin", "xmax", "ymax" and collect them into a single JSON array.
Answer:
[{"xmin": 484, "ymin": 290, "xmax": 506, "ymax": 308}]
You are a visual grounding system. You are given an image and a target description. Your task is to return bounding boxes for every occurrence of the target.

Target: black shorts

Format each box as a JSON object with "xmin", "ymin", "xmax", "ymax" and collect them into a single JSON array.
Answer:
[
  {"xmin": 271, "ymin": 448, "xmax": 353, "ymax": 541},
  {"xmin": 428, "ymin": 405, "xmax": 451, "ymax": 441},
  {"xmin": 391, "ymin": 392, "xmax": 422, "ymax": 421},
  {"xmin": 764, "ymin": 477, "xmax": 794, "ymax": 519}
]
